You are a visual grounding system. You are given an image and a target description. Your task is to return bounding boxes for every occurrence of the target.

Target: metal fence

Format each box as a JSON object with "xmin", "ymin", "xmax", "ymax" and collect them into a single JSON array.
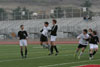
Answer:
[{"xmin": 0, "ymin": 7, "xmax": 98, "ymax": 21}]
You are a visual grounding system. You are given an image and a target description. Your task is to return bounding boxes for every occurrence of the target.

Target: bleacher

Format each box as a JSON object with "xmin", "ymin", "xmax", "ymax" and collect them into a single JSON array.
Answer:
[{"xmin": 0, "ymin": 17, "xmax": 99, "ymax": 39}]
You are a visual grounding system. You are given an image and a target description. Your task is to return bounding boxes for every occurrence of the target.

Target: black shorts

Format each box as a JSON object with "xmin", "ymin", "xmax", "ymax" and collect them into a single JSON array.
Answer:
[
  {"xmin": 40, "ymin": 34, "xmax": 48, "ymax": 42},
  {"xmin": 78, "ymin": 44, "xmax": 87, "ymax": 48}
]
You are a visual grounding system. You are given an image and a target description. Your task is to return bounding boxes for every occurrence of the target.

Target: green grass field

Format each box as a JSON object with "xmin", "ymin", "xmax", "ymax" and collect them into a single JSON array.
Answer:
[{"xmin": 0, "ymin": 44, "xmax": 100, "ymax": 67}]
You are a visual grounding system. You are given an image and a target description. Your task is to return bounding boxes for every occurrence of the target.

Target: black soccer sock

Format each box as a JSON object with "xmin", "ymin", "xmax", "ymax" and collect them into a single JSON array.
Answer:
[
  {"xmin": 93, "ymin": 51, "xmax": 96, "ymax": 55},
  {"xmin": 89, "ymin": 53, "xmax": 93, "ymax": 57},
  {"xmin": 54, "ymin": 46, "xmax": 59, "ymax": 53},
  {"xmin": 21, "ymin": 50, "xmax": 23, "ymax": 57},
  {"xmin": 25, "ymin": 48, "xmax": 27, "ymax": 56},
  {"xmin": 50, "ymin": 46, "xmax": 54, "ymax": 54}
]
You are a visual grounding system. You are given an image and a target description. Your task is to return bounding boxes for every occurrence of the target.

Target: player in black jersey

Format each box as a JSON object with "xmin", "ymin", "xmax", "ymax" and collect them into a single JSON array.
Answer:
[
  {"xmin": 18, "ymin": 25, "xmax": 28, "ymax": 58},
  {"xmin": 89, "ymin": 31, "xmax": 99, "ymax": 60},
  {"xmin": 88, "ymin": 28, "xmax": 93, "ymax": 43},
  {"xmin": 49, "ymin": 19, "xmax": 59, "ymax": 56}
]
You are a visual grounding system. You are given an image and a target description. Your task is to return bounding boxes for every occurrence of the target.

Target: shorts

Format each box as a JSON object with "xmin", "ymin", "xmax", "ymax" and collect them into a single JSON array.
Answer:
[
  {"xmin": 89, "ymin": 44, "xmax": 98, "ymax": 49},
  {"xmin": 78, "ymin": 44, "xmax": 87, "ymax": 48},
  {"xmin": 40, "ymin": 34, "xmax": 48, "ymax": 42},
  {"xmin": 50, "ymin": 35, "xmax": 57, "ymax": 41},
  {"xmin": 19, "ymin": 39, "xmax": 27, "ymax": 46}
]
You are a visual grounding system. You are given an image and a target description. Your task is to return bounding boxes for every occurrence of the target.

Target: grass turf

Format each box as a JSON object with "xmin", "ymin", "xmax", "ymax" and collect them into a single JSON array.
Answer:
[{"xmin": 0, "ymin": 44, "xmax": 100, "ymax": 67}]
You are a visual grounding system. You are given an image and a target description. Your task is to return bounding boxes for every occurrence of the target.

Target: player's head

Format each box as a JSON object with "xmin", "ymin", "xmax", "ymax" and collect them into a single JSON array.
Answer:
[
  {"xmin": 88, "ymin": 28, "xmax": 93, "ymax": 33},
  {"xmin": 20, "ymin": 25, "xmax": 24, "ymax": 30},
  {"xmin": 44, "ymin": 22, "xmax": 49, "ymax": 27},
  {"xmin": 83, "ymin": 29, "xmax": 88, "ymax": 34},
  {"xmin": 52, "ymin": 19, "xmax": 57, "ymax": 25},
  {"xmin": 93, "ymin": 31, "xmax": 97, "ymax": 35}
]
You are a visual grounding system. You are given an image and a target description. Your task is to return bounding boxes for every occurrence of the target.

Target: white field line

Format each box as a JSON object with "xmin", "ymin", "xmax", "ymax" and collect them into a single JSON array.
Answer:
[
  {"xmin": 0, "ymin": 54, "xmax": 72, "ymax": 63},
  {"xmin": 38, "ymin": 59, "xmax": 100, "ymax": 67},
  {"xmin": 71, "ymin": 64, "xmax": 89, "ymax": 67}
]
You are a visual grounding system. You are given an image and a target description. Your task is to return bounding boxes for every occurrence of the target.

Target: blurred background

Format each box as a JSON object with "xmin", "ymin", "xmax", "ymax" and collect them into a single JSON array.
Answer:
[{"xmin": 0, "ymin": 0, "xmax": 99, "ymax": 42}]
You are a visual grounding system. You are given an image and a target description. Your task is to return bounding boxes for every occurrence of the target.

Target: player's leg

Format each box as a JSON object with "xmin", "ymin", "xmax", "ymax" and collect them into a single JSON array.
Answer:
[
  {"xmin": 19, "ymin": 40, "xmax": 24, "ymax": 58},
  {"xmin": 20, "ymin": 46, "xmax": 24, "ymax": 58},
  {"xmin": 40, "ymin": 41, "xmax": 45, "ymax": 48},
  {"xmin": 49, "ymin": 41, "xmax": 54, "ymax": 55},
  {"xmin": 53, "ymin": 41, "xmax": 59, "ymax": 56},
  {"xmin": 93, "ymin": 45, "xmax": 98, "ymax": 56},
  {"xmin": 80, "ymin": 47, "xmax": 85, "ymax": 56},
  {"xmin": 40, "ymin": 34, "xmax": 48, "ymax": 48},
  {"xmin": 78, "ymin": 46, "xmax": 86, "ymax": 59},
  {"xmin": 89, "ymin": 44, "xmax": 94, "ymax": 60},
  {"xmin": 45, "ymin": 41, "xmax": 51, "ymax": 49},
  {"xmin": 50, "ymin": 36, "xmax": 59, "ymax": 56},
  {"xmin": 74, "ymin": 44, "xmax": 81, "ymax": 57},
  {"xmin": 24, "ymin": 40, "xmax": 28, "ymax": 58}
]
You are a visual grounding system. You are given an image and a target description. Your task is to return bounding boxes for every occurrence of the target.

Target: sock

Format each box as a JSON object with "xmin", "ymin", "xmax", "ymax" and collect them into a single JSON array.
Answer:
[
  {"xmin": 93, "ymin": 51, "xmax": 96, "ymax": 55},
  {"xmin": 89, "ymin": 53, "xmax": 93, "ymax": 57},
  {"xmin": 42, "ymin": 44, "xmax": 48, "ymax": 48},
  {"xmin": 54, "ymin": 46, "xmax": 59, "ymax": 53},
  {"xmin": 25, "ymin": 48, "xmax": 27, "ymax": 56},
  {"xmin": 50, "ymin": 46, "xmax": 53, "ymax": 54},
  {"xmin": 21, "ymin": 50, "xmax": 23, "ymax": 57},
  {"xmin": 75, "ymin": 50, "xmax": 78, "ymax": 54},
  {"xmin": 79, "ymin": 52, "xmax": 83, "ymax": 56}
]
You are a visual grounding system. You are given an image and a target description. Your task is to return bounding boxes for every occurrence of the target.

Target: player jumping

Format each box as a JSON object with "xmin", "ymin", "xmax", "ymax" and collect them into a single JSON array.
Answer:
[{"xmin": 40, "ymin": 22, "xmax": 51, "ymax": 49}]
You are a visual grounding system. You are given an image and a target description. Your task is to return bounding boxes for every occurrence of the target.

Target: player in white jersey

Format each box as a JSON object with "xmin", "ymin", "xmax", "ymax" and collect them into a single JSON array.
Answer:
[
  {"xmin": 74, "ymin": 29, "xmax": 89, "ymax": 59},
  {"xmin": 40, "ymin": 22, "xmax": 51, "ymax": 49}
]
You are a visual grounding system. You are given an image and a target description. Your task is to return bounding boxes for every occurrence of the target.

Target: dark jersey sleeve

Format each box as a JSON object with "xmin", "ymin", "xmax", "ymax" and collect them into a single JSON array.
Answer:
[
  {"xmin": 25, "ymin": 31, "xmax": 28, "ymax": 37},
  {"xmin": 52, "ymin": 25, "xmax": 58, "ymax": 33},
  {"xmin": 96, "ymin": 36, "xmax": 99, "ymax": 42},
  {"xmin": 40, "ymin": 29, "xmax": 43, "ymax": 32},
  {"xmin": 18, "ymin": 31, "xmax": 20, "ymax": 37}
]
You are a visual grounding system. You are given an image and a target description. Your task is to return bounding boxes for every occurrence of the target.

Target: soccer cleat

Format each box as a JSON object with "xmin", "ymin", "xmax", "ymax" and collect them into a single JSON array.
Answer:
[
  {"xmin": 74, "ymin": 53, "xmax": 77, "ymax": 58},
  {"xmin": 48, "ymin": 45, "xmax": 51, "ymax": 50},
  {"xmin": 48, "ymin": 53, "xmax": 53, "ymax": 56},
  {"xmin": 89, "ymin": 57, "xmax": 92, "ymax": 60},
  {"xmin": 22, "ymin": 56, "xmax": 24, "ymax": 59},
  {"xmin": 25, "ymin": 55, "xmax": 27, "ymax": 58},
  {"xmin": 55, "ymin": 52, "xmax": 59, "ymax": 56},
  {"xmin": 78, "ymin": 56, "xmax": 81, "ymax": 59}
]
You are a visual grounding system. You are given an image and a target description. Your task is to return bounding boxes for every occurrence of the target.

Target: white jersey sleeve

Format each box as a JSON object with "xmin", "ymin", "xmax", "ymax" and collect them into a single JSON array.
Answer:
[{"xmin": 77, "ymin": 34, "xmax": 82, "ymax": 39}]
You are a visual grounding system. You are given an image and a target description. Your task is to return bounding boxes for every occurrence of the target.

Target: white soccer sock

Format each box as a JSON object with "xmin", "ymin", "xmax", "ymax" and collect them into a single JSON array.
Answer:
[{"xmin": 79, "ymin": 52, "xmax": 83, "ymax": 56}]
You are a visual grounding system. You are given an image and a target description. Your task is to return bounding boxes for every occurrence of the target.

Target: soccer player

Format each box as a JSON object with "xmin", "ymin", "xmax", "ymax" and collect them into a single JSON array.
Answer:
[
  {"xmin": 18, "ymin": 25, "xmax": 28, "ymax": 58},
  {"xmin": 40, "ymin": 22, "xmax": 51, "ymax": 49},
  {"xmin": 89, "ymin": 31, "xmax": 99, "ymax": 60},
  {"xmin": 75, "ymin": 29, "xmax": 89, "ymax": 59},
  {"xmin": 49, "ymin": 19, "xmax": 59, "ymax": 56}
]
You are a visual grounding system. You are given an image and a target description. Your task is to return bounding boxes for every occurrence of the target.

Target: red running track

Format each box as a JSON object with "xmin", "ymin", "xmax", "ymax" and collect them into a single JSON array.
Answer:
[
  {"xmin": 0, "ymin": 41, "xmax": 78, "ymax": 45},
  {"xmin": 77, "ymin": 65, "xmax": 100, "ymax": 67}
]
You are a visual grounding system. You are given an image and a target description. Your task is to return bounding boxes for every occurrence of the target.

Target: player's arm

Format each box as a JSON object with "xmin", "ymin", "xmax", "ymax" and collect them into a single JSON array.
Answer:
[
  {"xmin": 97, "ymin": 36, "xmax": 99, "ymax": 44},
  {"xmin": 25, "ymin": 31, "xmax": 28, "ymax": 39},
  {"xmin": 77, "ymin": 34, "xmax": 81, "ymax": 40},
  {"xmin": 40, "ymin": 29, "xmax": 43, "ymax": 32},
  {"xmin": 18, "ymin": 31, "xmax": 20, "ymax": 40},
  {"xmin": 48, "ymin": 27, "xmax": 51, "ymax": 32},
  {"xmin": 84, "ymin": 34, "xmax": 90, "ymax": 41},
  {"xmin": 52, "ymin": 25, "xmax": 58, "ymax": 33}
]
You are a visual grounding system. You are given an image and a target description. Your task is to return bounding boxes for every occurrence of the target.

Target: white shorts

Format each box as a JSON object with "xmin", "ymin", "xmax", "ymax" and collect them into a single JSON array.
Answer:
[
  {"xmin": 19, "ymin": 40, "xmax": 28, "ymax": 46},
  {"xmin": 89, "ymin": 44, "xmax": 98, "ymax": 49},
  {"xmin": 51, "ymin": 35, "xmax": 57, "ymax": 41}
]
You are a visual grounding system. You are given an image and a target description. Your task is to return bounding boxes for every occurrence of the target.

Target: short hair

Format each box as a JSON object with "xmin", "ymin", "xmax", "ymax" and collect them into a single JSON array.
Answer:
[
  {"xmin": 20, "ymin": 25, "xmax": 24, "ymax": 28},
  {"xmin": 83, "ymin": 29, "xmax": 88, "ymax": 33},
  {"xmin": 93, "ymin": 31, "xmax": 97, "ymax": 35},
  {"xmin": 89, "ymin": 28, "xmax": 93, "ymax": 32},
  {"xmin": 44, "ymin": 22, "xmax": 49, "ymax": 25},
  {"xmin": 53, "ymin": 19, "xmax": 57, "ymax": 24}
]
